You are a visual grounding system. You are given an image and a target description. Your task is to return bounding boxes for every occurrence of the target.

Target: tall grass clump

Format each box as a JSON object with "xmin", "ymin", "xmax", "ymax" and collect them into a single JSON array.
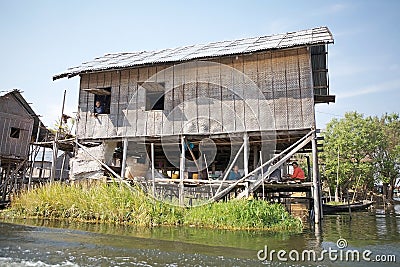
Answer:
[
  {"xmin": 2, "ymin": 183, "xmax": 302, "ymax": 232},
  {"xmin": 4, "ymin": 182, "xmax": 183, "ymax": 227},
  {"xmin": 183, "ymin": 199, "xmax": 302, "ymax": 231}
]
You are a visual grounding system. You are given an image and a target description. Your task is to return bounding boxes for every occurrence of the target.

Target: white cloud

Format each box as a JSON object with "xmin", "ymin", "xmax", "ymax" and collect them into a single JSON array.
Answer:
[
  {"xmin": 338, "ymin": 79, "xmax": 400, "ymax": 99},
  {"xmin": 328, "ymin": 3, "xmax": 347, "ymax": 13}
]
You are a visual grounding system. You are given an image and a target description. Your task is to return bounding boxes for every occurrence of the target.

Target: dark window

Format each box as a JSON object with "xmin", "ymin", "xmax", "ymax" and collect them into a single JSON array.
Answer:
[
  {"xmin": 93, "ymin": 87, "xmax": 111, "ymax": 114},
  {"xmin": 146, "ymin": 90, "xmax": 165, "ymax": 111},
  {"xmin": 10, "ymin": 127, "xmax": 20, "ymax": 139}
]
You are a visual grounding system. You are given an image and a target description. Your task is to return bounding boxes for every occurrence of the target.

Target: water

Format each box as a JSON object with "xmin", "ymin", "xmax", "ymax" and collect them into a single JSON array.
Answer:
[{"xmin": 0, "ymin": 205, "xmax": 399, "ymax": 266}]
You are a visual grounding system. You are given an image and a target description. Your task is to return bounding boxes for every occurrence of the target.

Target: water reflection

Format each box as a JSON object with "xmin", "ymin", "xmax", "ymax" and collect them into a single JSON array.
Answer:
[{"xmin": 1, "ymin": 205, "xmax": 399, "ymax": 266}]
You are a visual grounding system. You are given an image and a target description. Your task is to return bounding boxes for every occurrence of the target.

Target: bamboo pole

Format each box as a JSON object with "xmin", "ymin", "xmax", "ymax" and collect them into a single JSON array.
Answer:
[
  {"xmin": 51, "ymin": 90, "xmax": 66, "ymax": 183},
  {"xmin": 179, "ymin": 136, "xmax": 185, "ymax": 206},
  {"xmin": 60, "ymin": 152, "xmax": 67, "ymax": 181},
  {"xmin": 215, "ymin": 142, "xmax": 245, "ymax": 196},
  {"xmin": 73, "ymin": 141, "xmax": 134, "ymax": 190},
  {"xmin": 185, "ymin": 140, "xmax": 201, "ymax": 173}
]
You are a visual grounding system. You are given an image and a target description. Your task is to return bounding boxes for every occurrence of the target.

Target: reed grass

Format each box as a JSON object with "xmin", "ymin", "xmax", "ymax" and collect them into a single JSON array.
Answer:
[{"xmin": 1, "ymin": 183, "xmax": 302, "ymax": 232}]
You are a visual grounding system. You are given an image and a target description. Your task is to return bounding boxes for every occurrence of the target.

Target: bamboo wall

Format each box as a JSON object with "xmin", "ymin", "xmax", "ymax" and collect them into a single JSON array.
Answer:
[
  {"xmin": 77, "ymin": 47, "xmax": 314, "ymax": 139},
  {"xmin": 0, "ymin": 95, "xmax": 34, "ymax": 159}
]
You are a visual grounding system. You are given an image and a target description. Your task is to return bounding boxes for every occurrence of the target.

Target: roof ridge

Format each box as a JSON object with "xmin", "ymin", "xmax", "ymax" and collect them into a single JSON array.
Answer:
[{"xmin": 53, "ymin": 26, "xmax": 333, "ymax": 80}]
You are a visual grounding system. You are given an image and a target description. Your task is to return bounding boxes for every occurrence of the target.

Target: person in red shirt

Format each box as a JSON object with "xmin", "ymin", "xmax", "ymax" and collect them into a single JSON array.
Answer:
[{"xmin": 290, "ymin": 162, "xmax": 305, "ymax": 181}]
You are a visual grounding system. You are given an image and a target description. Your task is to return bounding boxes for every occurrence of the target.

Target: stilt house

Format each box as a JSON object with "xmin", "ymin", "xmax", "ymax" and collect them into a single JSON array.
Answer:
[
  {"xmin": 0, "ymin": 89, "xmax": 43, "ymax": 201},
  {"xmin": 54, "ymin": 27, "xmax": 334, "ymax": 218}
]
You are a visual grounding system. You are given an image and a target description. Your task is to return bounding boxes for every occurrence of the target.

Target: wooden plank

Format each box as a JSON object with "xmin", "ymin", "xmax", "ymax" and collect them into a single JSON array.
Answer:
[
  {"xmin": 104, "ymin": 71, "xmax": 112, "ymax": 87},
  {"xmin": 83, "ymin": 88, "xmax": 111, "ymax": 95}
]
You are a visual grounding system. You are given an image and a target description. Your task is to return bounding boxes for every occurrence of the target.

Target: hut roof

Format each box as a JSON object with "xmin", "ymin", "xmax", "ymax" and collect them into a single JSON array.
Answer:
[
  {"xmin": 53, "ymin": 26, "xmax": 333, "ymax": 80},
  {"xmin": 0, "ymin": 89, "xmax": 48, "ymax": 141}
]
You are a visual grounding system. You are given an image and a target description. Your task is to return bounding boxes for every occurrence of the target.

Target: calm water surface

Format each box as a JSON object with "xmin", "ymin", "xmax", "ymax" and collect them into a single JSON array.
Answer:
[{"xmin": 0, "ymin": 205, "xmax": 399, "ymax": 266}]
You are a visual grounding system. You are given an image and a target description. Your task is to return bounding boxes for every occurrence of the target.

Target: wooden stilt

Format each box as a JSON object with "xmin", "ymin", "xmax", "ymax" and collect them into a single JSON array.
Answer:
[
  {"xmin": 121, "ymin": 138, "xmax": 128, "ymax": 178},
  {"xmin": 151, "ymin": 142, "xmax": 155, "ymax": 197},
  {"xmin": 260, "ymin": 151, "xmax": 265, "ymax": 200},
  {"xmin": 243, "ymin": 133, "xmax": 249, "ymax": 176},
  {"xmin": 312, "ymin": 131, "xmax": 322, "ymax": 224},
  {"xmin": 179, "ymin": 136, "xmax": 185, "ymax": 206},
  {"xmin": 243, "ymin": 133, "xmax": 249, "ymax": 198}
]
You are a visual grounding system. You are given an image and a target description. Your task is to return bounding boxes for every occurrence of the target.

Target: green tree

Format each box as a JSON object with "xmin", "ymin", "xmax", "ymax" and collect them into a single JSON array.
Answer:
[
  {"xmin": 372, "ymin": 113, "xmax": 400, "ymax": 201},
  {"xmin": 322, "ymin": 112, "xmax": 377, "ymax": 201}
]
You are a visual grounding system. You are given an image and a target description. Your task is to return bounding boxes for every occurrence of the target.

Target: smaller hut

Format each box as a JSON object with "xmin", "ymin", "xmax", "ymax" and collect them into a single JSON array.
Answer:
[{"xmin": 0, "ymin": 89, "xmax": 46, "ymax": 202}]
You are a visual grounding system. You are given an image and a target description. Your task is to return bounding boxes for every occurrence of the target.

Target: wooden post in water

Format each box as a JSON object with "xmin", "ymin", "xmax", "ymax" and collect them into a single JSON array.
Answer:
[
  {"xmin": 179, "ymin": 136, "xmax": 185, "ymax": 206},
  {"xmin": 312, "ymin": 130, "xmax": 322, "ymax": 224},
  {"xmin": 243, "ymin": 133, "xmax": 249, "ymax": 198},
  {"xmin": 243, "ymin": 133, "xmax": 249, "ymax": 176},
  {"xmin": 260, "ymin": 151, "xmax": 265, "ymax": 200},
  {"xmin": 121, "ymin": 138, "xmax": 128, "ymax": 179},
  {"xmin": 151, "ymin": 142, "xmax": 155, "ymax": 197}
]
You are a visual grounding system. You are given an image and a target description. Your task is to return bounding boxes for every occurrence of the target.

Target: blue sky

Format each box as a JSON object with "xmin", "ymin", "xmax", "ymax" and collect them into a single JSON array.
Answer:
[{"xmin": 1, "ymin": 0, "xmax": 399, "ymax": 129}]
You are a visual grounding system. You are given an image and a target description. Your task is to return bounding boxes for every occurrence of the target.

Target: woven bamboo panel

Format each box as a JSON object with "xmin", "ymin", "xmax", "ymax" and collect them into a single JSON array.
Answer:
[
  {"xmin": 184, "ymin": 66, "xmax": 198, "ymax": 133},
  {"xmin": 299, "ymin": 50, "xmax": 312, "ymax": 91},
  {"xmin": 287, "ymin": 90, "xmax": 304, "ymax": 129},
  {"xmin": 302, "ymin": 98, "xmax": 314, "ymax": 127},
  {"xmin": 274, "ymin": 98, "xmax": 289, "ymax": 130},
  {"xmin": 243, "ymin": 54, "xmax": 258, "ymax": 85},
  {"xmin": 272, "ymin": 52, "xmax": 286, "ymax": 93},
  {"xmin": 208, "ymin": 84, "xmax": 222, "ymax": 133},
  {"xmin": 196, "ymin": 72, "xmax": 209, "ymax": 133},
  {"xmin": 286, "ymin": 54, "xmax": 299, "ymax": 91},
  {"xmin": 232, "ymin": 57, "xmax": 245, "ymax": 131}
]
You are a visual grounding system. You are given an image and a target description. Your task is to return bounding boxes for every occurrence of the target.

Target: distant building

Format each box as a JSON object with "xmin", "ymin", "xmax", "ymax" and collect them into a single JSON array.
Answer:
[{"xmin": 0, "ymin": 89, "xmax": 45, "ymax": 201}]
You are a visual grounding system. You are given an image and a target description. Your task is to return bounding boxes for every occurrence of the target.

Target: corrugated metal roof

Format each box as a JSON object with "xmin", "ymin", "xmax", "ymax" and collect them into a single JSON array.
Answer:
[{"xmin": 53, "ymin": 26, "xmax": 333, "ymax": 80}]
